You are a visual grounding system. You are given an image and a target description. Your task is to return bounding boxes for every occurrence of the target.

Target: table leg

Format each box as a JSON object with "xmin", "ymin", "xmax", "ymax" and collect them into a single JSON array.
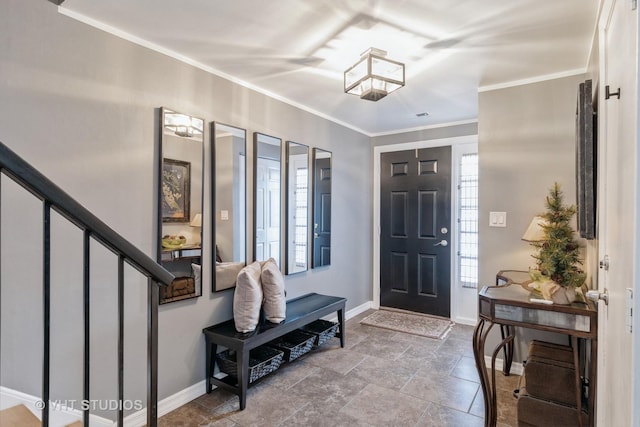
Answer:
[
  {"xmin": 571, "ymin": 336, "xmax": 583, "ymax": 427},
  {"xmin": 473, "ymin": 319, "xmax": 494, "ymax": 427},
  {"xmin": 205, "ymin": 341, "xmax": 217, "ymax": 394},
  {"xmin": 338, "ymin": 308, "xmax": 345, "ymax": 348},
  {"xmin": 237, "ymin": 349, "xmax": 249, "ymax": 410},
  {"xmin": 500, "ymin": 325, "xmax": 515, "ymax": 375},
  {"xmin": 490, "ymin": 330, "xmax": 515, "ymax": 426}
]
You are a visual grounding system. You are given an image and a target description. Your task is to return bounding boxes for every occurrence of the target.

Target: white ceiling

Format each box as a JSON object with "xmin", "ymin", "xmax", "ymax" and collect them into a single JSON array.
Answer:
[{"xmin": 59, "ymin": 0, "xmax": 599, "ymax": 136}]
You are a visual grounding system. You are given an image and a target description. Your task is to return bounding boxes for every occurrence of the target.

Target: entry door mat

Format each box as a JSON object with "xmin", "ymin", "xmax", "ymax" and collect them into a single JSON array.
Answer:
[{"xmin": 360, "ymin": 308, "xmax": 453, "ymax": 339}]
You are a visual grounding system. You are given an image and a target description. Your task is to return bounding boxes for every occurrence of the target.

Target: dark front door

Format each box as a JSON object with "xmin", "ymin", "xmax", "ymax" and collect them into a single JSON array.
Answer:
[
  {"xmin": 380, "ymin": 146, "xmax": 452, "ymax": 317},
  {"xmin": 313, "ymin": 157, "xmax": 331, "ymax": 266}
]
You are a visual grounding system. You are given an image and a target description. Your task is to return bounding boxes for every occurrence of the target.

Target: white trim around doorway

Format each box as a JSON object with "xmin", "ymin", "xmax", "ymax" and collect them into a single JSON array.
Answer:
[{"xmin": 372, "ymin": 135, "xmax": 478, "ymax": 325}]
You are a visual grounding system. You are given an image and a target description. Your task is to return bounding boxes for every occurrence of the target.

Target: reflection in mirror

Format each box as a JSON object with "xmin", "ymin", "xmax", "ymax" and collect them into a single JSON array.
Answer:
[
  {"xmin": 312, "ymin": 148, "xmax": 332, "ymax": 268},
  {"xmin": 158, "ymin": 107, "xmax": 204, "ymax": 304},
  {"xmin": 254, "ymin": 133, "xmax": 282, "ymax": 266},
  {"xmin": 212, "ymin": 123, "xmax": 247, "ymax": 291},
  {"xmin": 285, "ymin": 141, "xmax": 309, "ymax": 275}
]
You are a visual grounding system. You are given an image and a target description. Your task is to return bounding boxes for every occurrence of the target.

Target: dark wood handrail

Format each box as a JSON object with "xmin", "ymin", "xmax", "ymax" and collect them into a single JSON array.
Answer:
[{"xmin": 0, "ymin": 141, "xmax": 174, "ymax": 286}]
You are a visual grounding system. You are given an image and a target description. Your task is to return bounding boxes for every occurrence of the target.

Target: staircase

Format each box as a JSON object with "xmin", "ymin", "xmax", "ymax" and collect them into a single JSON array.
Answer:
[{"xmin": 0, "ymin": 141, "xmax": 174, "ymax": 426}]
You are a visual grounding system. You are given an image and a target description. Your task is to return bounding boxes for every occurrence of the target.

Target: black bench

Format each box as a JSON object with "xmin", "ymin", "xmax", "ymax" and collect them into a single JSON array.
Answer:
[{"xmin": 202, "ymin": 292, "xmax": 346, "ymax": 409}]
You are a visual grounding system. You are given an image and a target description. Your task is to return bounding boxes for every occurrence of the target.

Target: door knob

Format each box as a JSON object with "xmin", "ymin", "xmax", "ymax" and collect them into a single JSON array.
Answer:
[
  {"xmin": 586, "ymin": 289, "xmax": 609, "ymax": 305},
  {"xmin": 434, "ymin": 239, "xmax": 448, "ymax": 247}
]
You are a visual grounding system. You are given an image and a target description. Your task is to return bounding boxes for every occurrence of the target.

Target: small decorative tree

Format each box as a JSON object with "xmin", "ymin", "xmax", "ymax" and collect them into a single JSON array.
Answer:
[{"xmin": 529, "ymin": 183, "xmax": 585, "ymax": 302}]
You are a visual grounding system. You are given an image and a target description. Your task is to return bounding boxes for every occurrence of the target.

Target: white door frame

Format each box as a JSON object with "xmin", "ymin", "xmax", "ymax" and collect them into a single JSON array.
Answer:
[{"xmin": 372, "ymin": 135, "xmax": 478, "ymax": 324}]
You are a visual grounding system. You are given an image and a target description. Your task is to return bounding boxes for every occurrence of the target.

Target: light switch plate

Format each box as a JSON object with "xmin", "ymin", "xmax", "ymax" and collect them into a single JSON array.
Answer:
[
  {"xmin": 489, "ymin": 211, "xmax": 507, "ymax": 227},
  {"xmin": 220, "ymin": 210, "xmax": 229, "ymax": 221}
]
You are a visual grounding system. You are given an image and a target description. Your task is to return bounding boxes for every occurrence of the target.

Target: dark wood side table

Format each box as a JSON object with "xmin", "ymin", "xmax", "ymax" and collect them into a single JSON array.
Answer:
[{"xmin": 473, "ymin": 284, "xmax": 597, "ymax": 427}]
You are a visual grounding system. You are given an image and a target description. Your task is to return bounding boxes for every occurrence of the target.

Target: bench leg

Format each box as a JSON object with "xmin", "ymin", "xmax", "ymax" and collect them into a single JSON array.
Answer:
[
  {"xmin": 205, "ymin": 341, "xmax": 217, "ymax": 393},
  {"xmin": 237, "ymin": 349, "xmax": 249, "ymax": 410},
  {"xmin": 338, "ymin": 308, "xmax": 345, "ymax": 348}
]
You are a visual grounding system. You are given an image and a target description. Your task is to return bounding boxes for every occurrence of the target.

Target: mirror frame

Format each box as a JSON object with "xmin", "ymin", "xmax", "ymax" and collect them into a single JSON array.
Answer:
[
  {"xmin": 157, "ymin": 107, "xmax": 205, "ymax": 304},
  {"xmin": 211, "ymin": 122, "xmax": 248, "ymax": 292},
  {"xmin": 311, "ymin": 148, "xmax": 332, "ymax": 268},
  {"xmin": 253, "ymin": 132, "xmax": 283, "ymax": 266},
  {"xmin": 285, "ymin": 141, "xmax": 310, "ymax": 275}
]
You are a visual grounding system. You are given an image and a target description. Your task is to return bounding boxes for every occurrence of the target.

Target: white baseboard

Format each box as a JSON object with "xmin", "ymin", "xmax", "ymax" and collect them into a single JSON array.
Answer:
[
  {"xmin": 122, "ymin": 380, "xmax": 206, "ymax": 427},
  {"xmin": 453, "ymin": 316, "xmax": 477, "ymax": 326},
  {"xmin": 324, "ymin": 300, "xmax": 373, "ymax": 323},
  {"xmin": 484, "ymin": 356, "xmax": 524, "ymax": 376}
]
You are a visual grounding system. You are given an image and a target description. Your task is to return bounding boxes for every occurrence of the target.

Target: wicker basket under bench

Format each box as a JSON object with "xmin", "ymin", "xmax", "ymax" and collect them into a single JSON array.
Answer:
[{"xmin": 202, "ymin": 293, "xmax": 346, "ymax": 410}]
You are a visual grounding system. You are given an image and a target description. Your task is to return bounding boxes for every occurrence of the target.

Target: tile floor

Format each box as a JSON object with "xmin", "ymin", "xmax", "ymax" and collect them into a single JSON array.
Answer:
[{"xmin": 159, "ymin": 310, "xmax": 519, "ymax": 427}]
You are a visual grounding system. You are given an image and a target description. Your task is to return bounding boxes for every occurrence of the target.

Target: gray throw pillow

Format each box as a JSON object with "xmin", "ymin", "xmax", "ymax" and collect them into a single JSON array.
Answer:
[
  {"xmin": 233, "ymin": 261, "xmax": 263, "ymax": 333},
  {"xmin": 260, "ymin": 258, "xmax": 286, "ymax": 323}
]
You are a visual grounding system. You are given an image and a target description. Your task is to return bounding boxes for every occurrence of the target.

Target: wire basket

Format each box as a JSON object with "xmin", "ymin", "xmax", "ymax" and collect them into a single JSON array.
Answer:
[
  {"xmin": 216, "ymin": 346, "xmax": 284, "ymax": 383},
  {"xmin": 300, "ymin": 319, "xmax": 339, "ymax": 347},
  {"xmin": 267, "ymin": 330, "xmax": 316, "ymax": 362}
]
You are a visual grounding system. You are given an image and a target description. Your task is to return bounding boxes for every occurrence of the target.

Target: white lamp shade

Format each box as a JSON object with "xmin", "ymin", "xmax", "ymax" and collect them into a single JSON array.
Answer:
[
  {"xmin": 190, "ymin": 213, "xmax": 202, "ymax": 227},
  {"xmin": 522, "ymin": 216, "xmax": 548, "ymax": 242}
]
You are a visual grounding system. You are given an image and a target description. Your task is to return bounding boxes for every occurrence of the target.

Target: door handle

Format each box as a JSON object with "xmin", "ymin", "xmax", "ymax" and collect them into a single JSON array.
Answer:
[
  {"xmin": 434, "ymin": 239, "xmax": 448, "ymax": 247},
  {"xmin": 586, "ymin": 289, "xmax": 609, "ymax": 305}
]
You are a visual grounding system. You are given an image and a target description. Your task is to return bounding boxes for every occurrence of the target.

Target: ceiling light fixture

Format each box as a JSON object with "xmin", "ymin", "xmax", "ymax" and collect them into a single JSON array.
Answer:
[
  {"xmin": 344, "ymin": 48, "xmax": 405, "ymax": 101},
  {"xmin": 164, "ymin": 112, "xmax": 204, "ymax": 138}
]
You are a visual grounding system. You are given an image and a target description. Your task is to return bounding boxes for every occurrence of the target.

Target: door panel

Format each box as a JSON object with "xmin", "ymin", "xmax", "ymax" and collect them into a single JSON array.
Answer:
[
  {"xmin": 391, "ymin": 192, "xmax": 408, "ymax": 237},
  {"xmin": 597, "ymin": 1, "xmax": 636, "ymax": 425},
  {"xmin": 390, "ymin": 252, "xmax": 409, "ymax": 292},
  {"xmin": 256, "ymin": 158, "xmax": 280, "ymax": 264},
  {"xmin": 380, "ymin": 146, "xmax": 452, "ymax": 317},
  {"xmin": 418, "ymin": 190, "xmax": 437, "ymax": 238},
  {"xmin": 313, "ymin": 155, "xmax": 332, "ymax": 266}
]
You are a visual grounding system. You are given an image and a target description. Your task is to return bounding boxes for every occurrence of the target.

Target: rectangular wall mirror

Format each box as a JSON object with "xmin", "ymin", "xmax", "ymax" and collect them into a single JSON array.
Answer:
[
  {"xmin": 212, "ymin": 122, "xmax": 247, "ymax": 291},
  {"xmin": 157, "ymin": 107, "xmax": 204, "ymax": 304},
  {"xmin": 254, "ymin": 133, "xmax": 282, "ymax": 266},
  {"xmin": 285, "ymin": 141, "xmax": 309, "ymax": 275},
  {"xmin": 312, "ymin": 148, "xmax": 332, "ymax": 268}
]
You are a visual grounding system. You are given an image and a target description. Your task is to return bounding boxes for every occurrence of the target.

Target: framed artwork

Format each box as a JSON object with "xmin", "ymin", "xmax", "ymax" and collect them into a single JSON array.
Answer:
[{"xmin": 162, "ymin": 158, "xmax": 191, "ymax": 222}]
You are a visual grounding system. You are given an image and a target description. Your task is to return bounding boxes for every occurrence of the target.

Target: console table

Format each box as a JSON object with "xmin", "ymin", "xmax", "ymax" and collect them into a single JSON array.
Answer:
[
  {"xmin": 473, "ymin": 283, "xmax": 597, "ymax": 427},
  {"xmin": 202, "ymin": 293, "xmax": 346, "ymax": 410}
]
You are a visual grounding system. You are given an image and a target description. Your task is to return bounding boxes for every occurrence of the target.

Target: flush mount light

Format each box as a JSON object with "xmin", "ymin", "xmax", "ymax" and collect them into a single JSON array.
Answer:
[
  {"xmin": 344, "ymin": 48, "xmax": 405, "ymax": 101},
  {"xmin": 164, "ymin": 112, "xmax": 204, "ymax": 138}
]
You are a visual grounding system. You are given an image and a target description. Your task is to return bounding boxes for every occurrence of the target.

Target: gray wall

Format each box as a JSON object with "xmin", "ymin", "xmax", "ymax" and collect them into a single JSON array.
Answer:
[
  {"xmin": 371, "ymin": 122, "xmax": 478, "ymax": 147},
  {"xmin": 0, "ymin": 0, "xmax": 372, "ymax": 417},
  {"xmin": 478, "ymin": 74, "xmax": 586, "ymax": 360}
]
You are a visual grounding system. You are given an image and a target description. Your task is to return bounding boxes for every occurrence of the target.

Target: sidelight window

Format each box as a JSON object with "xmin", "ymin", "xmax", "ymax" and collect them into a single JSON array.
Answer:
[{"xmin": 458, "ymin": 153, "xmax": 478, "ymax": 288}]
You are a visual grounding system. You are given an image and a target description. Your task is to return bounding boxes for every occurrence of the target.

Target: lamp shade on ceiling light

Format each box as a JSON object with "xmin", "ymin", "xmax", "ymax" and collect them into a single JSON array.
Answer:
[
  {"xmin": 522, "ymin": 216, "xmax": 548, "ymax": 242},
  {"xmin": 344, "ymin": 48, "xmax": 405, "ymax": 101}
]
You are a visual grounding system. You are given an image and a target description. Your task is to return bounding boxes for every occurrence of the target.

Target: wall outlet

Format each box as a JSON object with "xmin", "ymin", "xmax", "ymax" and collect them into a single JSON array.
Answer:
[
  {"xmin": 220, "ymin": 210, "xmax": 229, "ymax": 221},
  {"xmin": 489, "ymin": 211, "xmax": 507, "ymax": 227}
]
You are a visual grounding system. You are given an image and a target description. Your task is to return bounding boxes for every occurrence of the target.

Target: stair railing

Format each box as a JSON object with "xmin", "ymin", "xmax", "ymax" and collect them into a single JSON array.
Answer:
[{"xmin": 0, "ymin": 141, "xmax": 174, "ymax": 427}]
